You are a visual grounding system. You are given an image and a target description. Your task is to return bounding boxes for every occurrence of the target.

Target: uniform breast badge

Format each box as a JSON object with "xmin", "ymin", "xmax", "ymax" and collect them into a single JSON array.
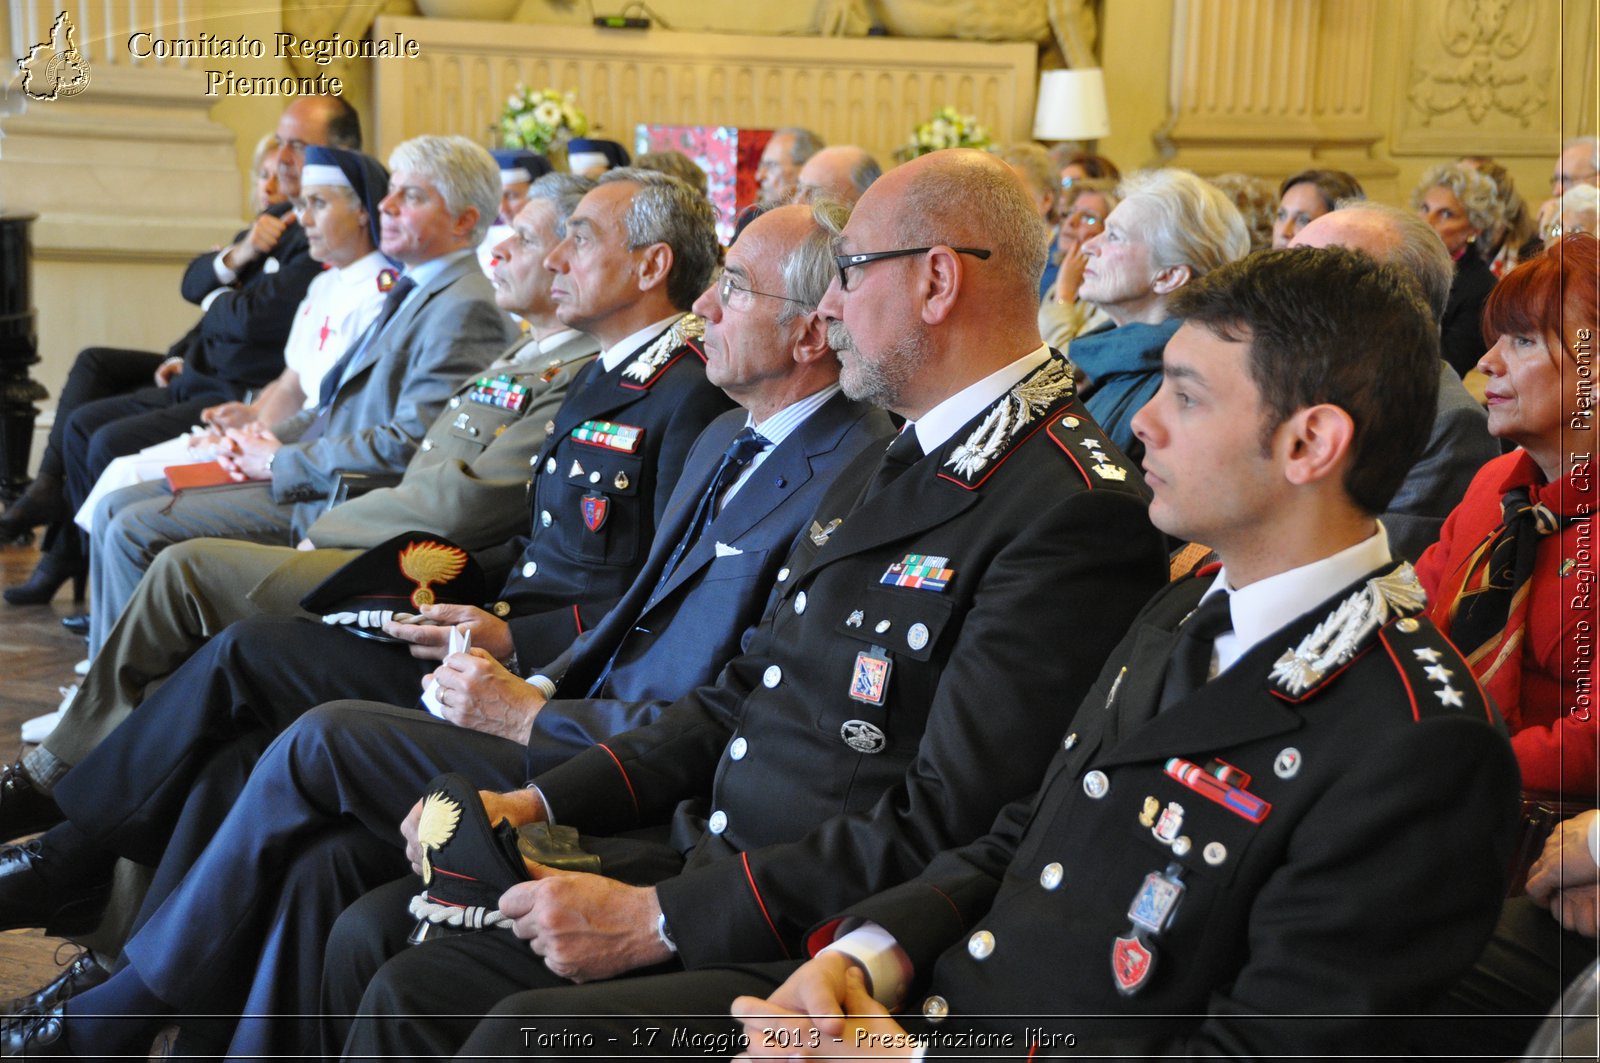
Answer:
[
  {"xmin": 1112, "ymin": 863, "xmax": 1187, "ymax": 996},
  {"xmin": 580, "ymin": 493, "xmax": 609, "ymax": 532},
  {"xmin": 848, "ymin": 647, "xmax": 892, "ymax": 705},
  {"xmin": 571, "ymin": 420, "xmax": 643, "ymax": 454}
]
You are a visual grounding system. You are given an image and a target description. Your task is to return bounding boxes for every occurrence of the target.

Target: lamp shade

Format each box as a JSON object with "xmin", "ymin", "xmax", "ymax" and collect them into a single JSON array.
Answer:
[{"xmin": 1032, "ymin": 69, "xmax": 1111, "ymax": 141}]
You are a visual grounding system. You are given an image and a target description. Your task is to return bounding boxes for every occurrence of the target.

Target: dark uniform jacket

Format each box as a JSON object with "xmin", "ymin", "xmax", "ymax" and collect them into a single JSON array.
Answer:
[
  {"xmin": 494, "ymin": 316, "xmax": 736, "ymax": 667},
  {"xmin": 524, "ymin": 394, "xmax": 895, "ymax": 766},
  {"xmin": 530, "ymin": 357, "xmax": 1170, "ymax": 968},
  {"xmin": 170, "ymin": 203, "xmax": 320, "ymax": 400},
  {"xmin": 828, "ymin": 561, "xmax": 1521, "ymax": 1058}
]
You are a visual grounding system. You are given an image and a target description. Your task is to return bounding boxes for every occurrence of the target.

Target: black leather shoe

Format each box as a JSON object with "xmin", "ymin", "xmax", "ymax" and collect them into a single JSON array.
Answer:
[
  {"xmin": 0, "ymin": 763, "xmax": 64, "ymax": 844},
  {"xmin": 58, "ymin": 615, "xmax": 88, "ymax": 637},
  {"xmin": 0, "ymin": 840, "xmax": 109, "ymax": 937},
  {"xmin": 1, "ymin": 950, "xmax": 108, "ymax": 1018},
  {"xmin": 0, "ymin": 1003, "xmax": 70, "ymax": 1056}
]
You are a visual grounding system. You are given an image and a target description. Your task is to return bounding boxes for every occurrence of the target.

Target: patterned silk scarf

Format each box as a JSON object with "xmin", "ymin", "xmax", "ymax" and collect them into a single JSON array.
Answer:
[{"xmin": 1445, "ymin": 462, "xmax": 1587, "ymax": 699}]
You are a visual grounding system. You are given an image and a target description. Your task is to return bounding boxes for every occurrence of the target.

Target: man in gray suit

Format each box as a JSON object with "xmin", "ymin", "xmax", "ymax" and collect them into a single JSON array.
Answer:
[
  {"xmin": 1289, "ymin": 200, "xmax": 1499, "ymax": 560},
  {"xmin": 83, "ymin": 134, "xmax": 517, "ymax": 653}
]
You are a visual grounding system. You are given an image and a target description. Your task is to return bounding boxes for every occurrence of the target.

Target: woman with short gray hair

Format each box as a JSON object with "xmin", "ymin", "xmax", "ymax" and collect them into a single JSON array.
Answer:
[{"xmin": 1412, "ymin": 162, "xmax": 1502, "ymax": 376}]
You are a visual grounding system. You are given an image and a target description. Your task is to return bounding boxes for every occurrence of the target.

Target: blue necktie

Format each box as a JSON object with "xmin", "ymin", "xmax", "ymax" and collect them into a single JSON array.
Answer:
[
  {"xmin": 303, "ymin": 275, "xmax": 416, "ymax": 442},
  {"xmin": 585, "ymin": 427, "xmax": 770, "ymax": 698}
]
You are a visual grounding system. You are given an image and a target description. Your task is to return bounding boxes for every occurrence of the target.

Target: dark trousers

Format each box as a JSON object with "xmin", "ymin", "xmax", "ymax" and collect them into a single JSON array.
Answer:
[
  {"xmin": 114, "ymin": 697, "xmax": 533, "ymax": 1059},
  {"xmin": 41, "ymin": 347, "xmax": 167, "ymax": 480},
  {"xmin": 329, "ymin": 839, "xmax": 688, "ymax": 1060}
]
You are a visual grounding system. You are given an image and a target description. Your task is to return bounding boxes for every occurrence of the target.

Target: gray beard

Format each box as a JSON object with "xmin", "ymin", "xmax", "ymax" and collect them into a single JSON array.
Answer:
[{"xmin": 829, "ymin": 319, "xmax": 929, "ymax": 410}]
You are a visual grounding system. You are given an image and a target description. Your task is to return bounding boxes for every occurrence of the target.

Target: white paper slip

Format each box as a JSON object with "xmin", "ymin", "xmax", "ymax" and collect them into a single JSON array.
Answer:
[
  {"xmin": 422, "ymin": 625, "xmax": 472, "ymax": 719},
  {"xmin": 714, "ymin": 541, "xmax": 743, "ymax": 557}
]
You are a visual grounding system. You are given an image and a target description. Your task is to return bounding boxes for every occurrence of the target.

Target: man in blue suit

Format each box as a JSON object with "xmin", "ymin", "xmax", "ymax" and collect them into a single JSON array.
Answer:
[{"xmin": 0, "ymin": 202, "xmax": 894, "ymax": 1059}]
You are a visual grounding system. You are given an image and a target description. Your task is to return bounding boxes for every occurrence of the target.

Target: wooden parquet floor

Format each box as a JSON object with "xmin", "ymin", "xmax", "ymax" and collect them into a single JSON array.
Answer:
[{"xmin": 0, "ymin": 539, "xmax": 101, "ymax": 1007}]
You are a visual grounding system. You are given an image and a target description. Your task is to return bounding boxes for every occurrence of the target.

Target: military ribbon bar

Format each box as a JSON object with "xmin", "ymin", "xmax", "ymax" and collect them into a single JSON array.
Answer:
[
  {"xmin": 880, "ymin": 553, "xmax": 954, "ymax": 592},
  {"xmin": 571, "ymin": 420, "xmax": 643, "ymax": 454},
  {"xmin": 1163, "ymin": 757, "xmax": 1270, "ymax": 823}
]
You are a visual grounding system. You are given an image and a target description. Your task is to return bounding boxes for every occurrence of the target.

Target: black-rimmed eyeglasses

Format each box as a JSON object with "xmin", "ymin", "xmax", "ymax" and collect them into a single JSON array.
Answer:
[{"xmin": 833, "ymin": 246, "xmax": 992, "ymax": 292}]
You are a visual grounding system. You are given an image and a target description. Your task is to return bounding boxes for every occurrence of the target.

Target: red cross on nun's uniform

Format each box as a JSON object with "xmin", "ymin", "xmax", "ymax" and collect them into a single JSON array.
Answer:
[{"xmin": 317, "ymin": 316, "xmax": 332, "ymax": 350}]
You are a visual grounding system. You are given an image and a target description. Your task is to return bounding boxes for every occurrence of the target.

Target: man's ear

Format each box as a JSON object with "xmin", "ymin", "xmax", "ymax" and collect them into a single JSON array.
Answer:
[
  {"xmin": 451, "ymin": 206, "xmax": 481, "ymax": 244},
  {"xmin": 920, "ymin": 246, "xmax": 964, "ymax": 325},
  {"xmin": 635, "ymin": 242, "xmax": 674, "ymax": 293},
  {"xmin": 1280, "ymin": 403, "xmax": 1355, "ymax": 488},
  {"xmin": 790, "ymin": 309, "xmax": 833, "ymax": 367}
]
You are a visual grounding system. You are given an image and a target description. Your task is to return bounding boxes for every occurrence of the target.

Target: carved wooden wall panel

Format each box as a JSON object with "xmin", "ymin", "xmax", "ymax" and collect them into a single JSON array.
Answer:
[
  {"xmin": 1392, "ymin": 0, "xmax": 1567, "ymax": 155},
  {"xmin": 372, "ymin": 16, "xmax": 1037, "ymax": 165}
]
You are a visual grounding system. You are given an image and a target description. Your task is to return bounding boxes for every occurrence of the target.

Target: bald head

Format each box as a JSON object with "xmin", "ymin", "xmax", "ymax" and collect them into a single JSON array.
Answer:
[
  {"xmin": 796, "ymin": 146, "xmax": 881, "ymax": 206},
  {"xmin": 879, "ymin": 149, "xmax": 1050, "ymax": 304},
  {"xmin": 1292, "ymin": 202, "xmax": 1451, "ymax": 325},
  {"xmin": 816, "ymin": 149, "xmax": 1048, "ymax": 418}
]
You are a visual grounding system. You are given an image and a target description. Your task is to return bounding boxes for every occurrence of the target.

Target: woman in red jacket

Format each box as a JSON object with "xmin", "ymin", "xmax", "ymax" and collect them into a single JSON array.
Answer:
[{"xmin": 1417, "ymin": 233, "xmax": 1598, "ymax": 795}]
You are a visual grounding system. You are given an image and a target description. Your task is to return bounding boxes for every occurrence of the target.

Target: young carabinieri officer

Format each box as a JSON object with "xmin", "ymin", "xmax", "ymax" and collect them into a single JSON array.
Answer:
[{"xmin": 731, "ymin": 245, "xmax": 1521, "ymax": 1059}]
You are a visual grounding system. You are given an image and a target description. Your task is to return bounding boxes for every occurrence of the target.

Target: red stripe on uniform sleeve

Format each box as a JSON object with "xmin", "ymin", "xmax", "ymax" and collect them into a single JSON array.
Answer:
[
  {"xmin": 742, "ymin": 852, "xmax": 792, "ymax": 958},
  {"xmin": 594, "ymin": 744, "xmax": 639, "ymax": 816},
  {"xmin": 572, "ymin": 604, "xmax": 585, "ymax": 635}
]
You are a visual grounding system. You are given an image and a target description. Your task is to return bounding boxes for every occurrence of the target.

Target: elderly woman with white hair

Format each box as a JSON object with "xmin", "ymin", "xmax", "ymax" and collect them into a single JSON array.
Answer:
[
  {"xmin": 1065, "ymin": 168, "xmax": 1250, "ymax": 464},
  {"xmin": 1412, "ymin": 162, "xmax": 1503, "ymax": 377}
]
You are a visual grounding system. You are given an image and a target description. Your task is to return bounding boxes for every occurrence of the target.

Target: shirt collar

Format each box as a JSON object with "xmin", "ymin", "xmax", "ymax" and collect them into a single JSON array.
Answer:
[
  {"xmin": 747, "ymin": 383, "xmax": 841, "ymax": 449},
  {"xmin": 598, "ymin": 314, "xmax": 687, "ymax": 374},
  {"xmin": 1204, "ymin": 523, "xmax": 1392, "ymax": 674},
  {"xmin": 400, "ymin": 248, "xmax": 471, "ymax": 293},
  {"xmin": 904, "ymin": 345, "xmax": 1052, "ymax": 455}
]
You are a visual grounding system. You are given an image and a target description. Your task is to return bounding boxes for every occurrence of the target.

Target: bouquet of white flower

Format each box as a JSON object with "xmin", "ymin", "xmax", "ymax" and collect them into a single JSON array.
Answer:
[
  {"xmin": 900, "ymin": 106, "xmax": 991, "ymax": 160},
  {"xmin": 498, "ymin": 86, "xmax": 588, "ymax": 153}
]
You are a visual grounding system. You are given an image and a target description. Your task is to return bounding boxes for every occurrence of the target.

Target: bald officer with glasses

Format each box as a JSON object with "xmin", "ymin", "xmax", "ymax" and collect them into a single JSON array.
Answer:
[{"xmin": 321, "ymin": 148, "xmax": 1169, "ymax": 1061}]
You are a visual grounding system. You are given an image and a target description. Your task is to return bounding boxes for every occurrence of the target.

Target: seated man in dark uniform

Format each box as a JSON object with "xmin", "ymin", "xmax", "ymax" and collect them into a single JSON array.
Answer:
[{"xmin": 721, "ymin": 246, "xmax": 1520, "ymax": 1061}]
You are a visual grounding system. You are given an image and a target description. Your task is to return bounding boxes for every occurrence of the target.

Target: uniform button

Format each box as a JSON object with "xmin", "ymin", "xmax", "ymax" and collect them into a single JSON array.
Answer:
[
  {"xmin": 540, "ymin": 510, "xmax": 553, "ymax": 528},
  {"xmin": 874, "ymin": 619, "xmax": 891, "ymax": 635},
  {"xmin": 1396, "ymin": 617, "xmax": 1420, "ymax": 633},
  {"xmin": 1063, "ymin": 733, "xmax": 1079, "ymax": 750},
  {"xmin": 522, "ymin": 562, "xmax": 538, "ymax": 578},
  {"xmin": 794, "ymin": 592, "xmax": 807, "ymax": 615},
  {"xmin": 589, "ymin": 471, "xmax": 601, "ymax": 484},
  {"xmin": 1082, "ymin": 770, "xmax": 1109, "ymax": 799},
  {"xmin": 967, "ymin": 930, "xmax": 995, "ymax": 960},
  {"xmin": 449, "ymin": 396, "xmax": 461, "ymax": 408},
  {"xmin": 492, "ymin": 601, "xmax": 511, "ymax": 618},
  {"xmin": 1204, "ymin": 842, "xmax": 1227, "ymax": 866},
  {"xmin": 922, "ymin": 996, "xmax": 949, "ymax": 1024},
  {"xmin": 776, "ymin": 567, "xmax": 790, "ymax": 582},
  {"xmin": 907, "ymin": 623, "xmax": 929, "ymax": 651},
  {"xmin": 1039, "ymin": 862, "xmax": 1063, "ymax": 890},
  {"xmin": 545, "ymin": 457, "xmax": 557, "ymax": 474},
  {"xmin": 420, "ymin": 439, "xmax": 433, "ymax": 451},
  {"xmin": 762, "ymin": 665, "xmax": 782, "ymax": 688},
  {"xmin": 729, "ymin": 737, "xmax": 748, "ymax": 761},
  {"xmin": 708, "ymin": 810, "xmax": 728, "ymax": 834}
]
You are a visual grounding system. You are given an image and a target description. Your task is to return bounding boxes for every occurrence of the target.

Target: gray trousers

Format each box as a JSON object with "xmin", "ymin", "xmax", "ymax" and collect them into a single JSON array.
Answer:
[{"xmin": 29, "ymin": 536, "xmax": 357, "ymax": 789}]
